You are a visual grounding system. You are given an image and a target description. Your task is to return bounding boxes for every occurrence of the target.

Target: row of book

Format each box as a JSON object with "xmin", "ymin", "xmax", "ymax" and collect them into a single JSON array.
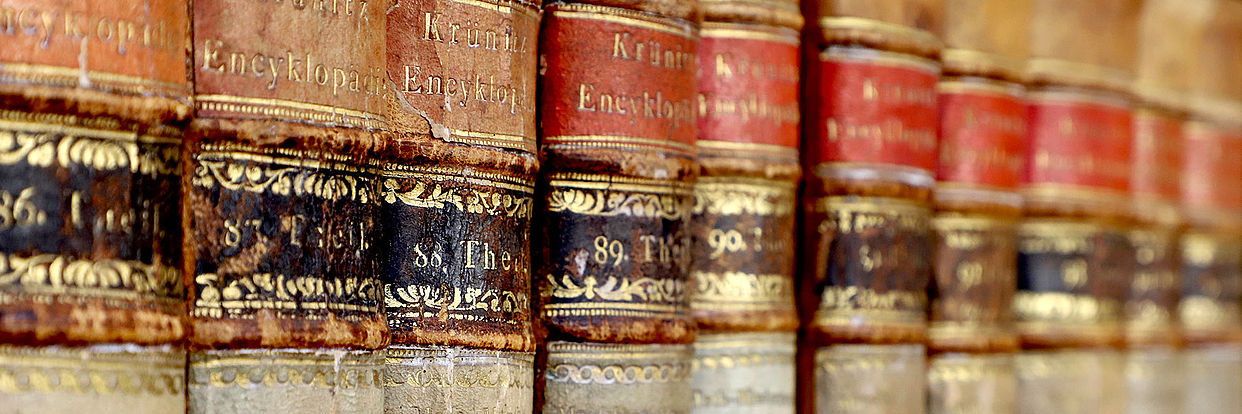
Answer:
[{"xmin": 1, "ymin": 0, "xmax": 1241, "ymax": 413}]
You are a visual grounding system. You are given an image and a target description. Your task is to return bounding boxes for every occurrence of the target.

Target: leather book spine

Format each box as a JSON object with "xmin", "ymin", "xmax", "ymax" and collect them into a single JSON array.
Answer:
[
  {"xmin": 1015, "ymin": 1, "xmax": 1142, "ymax": 413},
  {"xmin": 689, "ymin": 1, "xmax": 800, "ymax": 411},
  {"xmin": 185, "ymin": 1, "xmax": 390, "ymax": 412},
  {"xmin": 534, "ymin": 1, "xmax": 699, "ymax": 411},
  {"xmin": 1124, "ymin": 1, "xmax": 1205, "ymax": 411},
  {"xmin": 0, "ymin": 1, "xmax": 190, "ymax": 412},
  {"xmin": 926, "ymin": 2, "xmax": 1030, "ymax": 412},
  {"xmin": 1179, "ymin": 3, "xmax": 1242, "ymax": 410},
  {"xmin": 379, "ymin": 0, "xmax": 541, "ymax": 412},
  {"xmin": 798, "ymin": 1, "xmax": 942, "ymax": 412}
]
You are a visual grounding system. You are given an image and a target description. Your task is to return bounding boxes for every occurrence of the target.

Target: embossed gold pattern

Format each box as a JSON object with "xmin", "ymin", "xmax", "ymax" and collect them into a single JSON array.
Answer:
[
  {"xmin": 0, "ymin": 63, "xmax": 190, "ymax": 98},
  {"xmin": 189, "ymin": 349, "xmax": 384, "ymax": 390},
  {"xmin": 545, "ymin": 173, "xmax": 694, "ymax": 220},
  {"xmin": 691, "ymin": 271, "xmax": 791, "ymax": 311},
  {"xmin": 191, "ymin": 151, "xmax": 375, "ymax": 204},
  {"xmin": 381, "ymin": 178, "xmax": 533, "ymax": 219},
  {"xmin": 815, "ymin": 344, "xmax": 926, "ymax": 413},
  {"xmin": 543, "ymin": 342, "xmax": 693, "ymax": 412},
  {"xmin": 693, "ymin": 178, "xmax": 795, "ymax": 217},
  {"xmin": 692, "ymin": 333, "xmax": 795, "ymax": 411},
  {"xmin": 384, "ymin": 346, "xmax": 534, "ymax": 413},
  {"xmin": 384, "ymin": 284, "xmax": 530, "ymax": 325},
  {"xmin": 0, "ymin": 345, "xmax": 185, "ymax": 396},
  {"xmin": 0, "ymin": 252, "xmax": 182, "ymax": 300}
]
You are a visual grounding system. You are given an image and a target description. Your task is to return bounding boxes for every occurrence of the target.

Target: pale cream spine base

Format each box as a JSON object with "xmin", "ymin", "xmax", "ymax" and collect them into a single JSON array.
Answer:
[
  {"xmin": 1125, "ymin": 347, "xmax": 1184, "ymax": 414},
  {"xmin": 384, "ymin": 345, "xmax": 533, "ymax": 413},
  {"xmin": 188, "ymin": 348, "xmax": 384, "ymax": 414},
  {"xmin": 814, "ymin": 343, "xmax": 926, "ymax": 414},
  {"xmin": 543, "ymin": 341, "xmax": 693, "ymax": 413},
  {"xmin": 1183, "ymin": 344, "xmax": 1242, "ymax": 414},
  {"xmin": 928, "ymin": 352, "xmax": 1016, "ymax": 414},
  {"xmin": 692, "ymin": 332, "xmax": 795, "ymax": 413},
  {"xmin": 0, "ymin": 344, "xmax": 185, "ymax": 414},
  {"xmin": 1016, "ymin": 349, "xmax": 1126, "ymax": 414}
]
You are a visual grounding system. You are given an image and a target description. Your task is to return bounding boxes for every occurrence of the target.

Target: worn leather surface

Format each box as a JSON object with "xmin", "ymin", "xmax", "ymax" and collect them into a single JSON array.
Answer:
[
  {"xmin": 380, "ymin": 0, "xmax": 541, "ymax": 352},
  {"xmin": 384, "ymin": 345, "xmax": 534, "ymax": 414},
  {"xmin": 0, "ymin": 0, "xmax": 191, "ymax": 124},
  {"xmin": 189, "ymin": 348, "xmax": 385, "ymax": 414},
  {"xmin": 0, "ymin": 344, "xmax": 186, "ymax": 414},
  {"xmin": 692, "ymin": 19, "xmax": 800, "ymax": 333},
  {"xmin": 0, "ymin": 1, "xmax": 188, "ymax": 349},
  {"xmin": 535, "ymin": 2, "xmax": 699, "ymax": 344},
  {"xmin": 185, "ymin": 0, "xmax": 390, "ymax": 350}
]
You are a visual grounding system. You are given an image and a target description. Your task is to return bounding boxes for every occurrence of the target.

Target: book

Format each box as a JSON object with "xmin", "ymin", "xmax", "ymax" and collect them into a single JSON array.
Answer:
[
  {"xmin": 927, "ymin": 1, "xmax": 1029, "ymax": 412},
  {"xmin": 0, "ymin": 1, "xmax": 190, "ymax": 412},
  {"xmin": 1179, "ymin": 1, "xmax": 1242, "ymax": 412},
  {"xmin": 1125, "ymin": 0, "xmax": 1206, "ymax": 412},
  {"xmin": 533, "ymin": 1, "xmax": 700, "ymax": 411},
  {"xmin": 183, "ymin": 0, "xmax": 390, "ymax": 412},
  {"xmin": 378, "ymin": 0, "xmax": 541, "ymax": 412},
  {"xmin": 689, "ymin": 0, "xmax": 801, "ymax": 412},
  {"xmin": 1015, "ymin": 0, "xmax": 1141, "ymax": 412},
  {"xmin": 797, "ymin": 1, "xmax": 942, "ymax": 412}
]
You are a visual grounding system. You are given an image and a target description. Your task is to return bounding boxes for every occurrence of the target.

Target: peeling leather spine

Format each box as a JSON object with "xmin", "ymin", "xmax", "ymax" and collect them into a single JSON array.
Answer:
[
  {"xmin": 534, "ymin": 1, "xmax": 701, "ymax": 411},
  {"xmin": 379, "ymin": 0, "xmax": 542, "ymax": 411},
  {"xmin": 184, "ymin": 0, "xmax": 391, "ymax": 412},
  {"xmin": 797, "ymin": 1, "xmax": 942, "ymax": 412},
  {"xmin": 0, "ymin": 0, "xmax": 191, "ymax": 412}
]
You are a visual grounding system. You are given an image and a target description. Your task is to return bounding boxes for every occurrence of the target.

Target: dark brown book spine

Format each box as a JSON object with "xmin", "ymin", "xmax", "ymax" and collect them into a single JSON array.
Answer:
[
  {"xmin": 184, "ymin": 1, "xmax": 389, "ymax": 412},
  {"xmin": 1015, "ymin": 1, "xmax": 1141, "ymax": 412},
  {"xmin": 798, "ymin": 1, "xmax": 942, "ymax": 412},
  {"xmin": 690, "ymin": 1, "xmax": 801, "ymax": 411},
  {"xmin": 926, "ymin": 2, "xmax": 1029, "ymax": 412},
  {"xmin": 379, "ymin": 0, "xmax": 541, "ymax": 412},
  {"xmin": 0, "ymin": 1, "xmax": 190, "ymax": 412},
  {"xmin": 534, "ymin": 1, "xmax": 700, "ymax": 411}
]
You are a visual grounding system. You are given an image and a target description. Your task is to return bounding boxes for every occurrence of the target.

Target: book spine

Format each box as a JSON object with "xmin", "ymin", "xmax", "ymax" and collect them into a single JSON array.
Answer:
[
  {"xmin": 534, "ymin": 2, "xmax": 699, "ymax": 411},
  {"xmin": 927, "ymin": 2, "xmax": 1029, "ymax": 412},
  {"xmin": 690, "ymin": 1, "xmax": 801, "ymax": 411},
  {"xmin": 799, "ymin": 2, "xmax": 942, "ymax": 413},
  {"xmin": 185, "ymin": 0, "xmax": 389, "ymax": 412},
  {"xmin": 1016, "ymin": 1, "xmax": 1142, "ymax": 412},
  {"xmin": 543, "ymin": 341, "xmax": 694, "ymax": 412},
  {"xmin": 379, "ymin": 0, "xmax": 541, "ymax": 411},
  {"xmin": 0, "ymin": 0, "xmax": 190, "ymax": 412}
]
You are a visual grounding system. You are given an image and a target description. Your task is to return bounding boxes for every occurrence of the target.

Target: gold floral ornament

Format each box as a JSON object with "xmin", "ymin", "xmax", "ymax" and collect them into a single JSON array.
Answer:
[
  {"xmin": 192, "ymin": 157, "xmax": 374, "ymax": 203},
  {"xmin": 381, "ymin": 178, "xmax": 532, "ymax": 218},
  {"xmin": 547, "ymin": 273, "xmax": 685, "ymax": 304},
  {"xmin": 546, "ymin": 188, "xmax": 691, "ymax": 220}
]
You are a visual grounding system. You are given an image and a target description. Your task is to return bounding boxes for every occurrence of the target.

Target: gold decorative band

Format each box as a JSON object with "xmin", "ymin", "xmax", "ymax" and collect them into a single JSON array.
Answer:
[
  {"xmin": 1027, "ymin": 58, "xmax": 1133, "ymax": 95},
  {"xmin": 189, "ymin": 348, "xmax": 384, "ymax": 390},
  {"xmin": 543, "ymin": 134, "xmax": 695, "ymax": 155},
  {"xmin": 940, "ymin": 48, "xmax": 1027, "ymax": 82},
  {"xmin": 812, "ymin": 162, "xmax": 937, "ymax": 189},
  {"xmin": 545, "ymin": 342, "xmax": 693, "ymax": 384},
  {"xmin": 549, "ymin": 3, "xmax": 698, "ymax": 38},
  {"xmin": 815, "ymin": 344, "xmax": 926, "ymax": 413},
  {"xmin": 384, "ymin": 346, "xmax": 534, "ymax": 413},
  {"xmin": 0, "ymin": 252, "xmax": 182, "ymax": 301},
  {"xmin": 701, "ymin": 22, "xmax": 799, "ymax": 44},
  {"xmin": 696, "ymin": 140, "xmax": 798, "ymax": 161},
  {"xmin": 0, "ymin": 62, "xmax": 189, "ymax": 98},
  {"xmin": 196, "ymin": 94, "xmax": 387, "ymax": 130},
  {"xmin": 449, "ymin": 0, "xmax": 540, "ymax": 15},
  {"xmin": 445, "ymin": 128, "xmax": 534, "ymax": 152},
  {"xmin": 692, "ymin": 332, "xmax": 795, "ymax": 410},
  {"xmin": 818, "ymin": 16, "xmax": 944, "ymax": 57},
  {"xmin": 821, "ymin": 45, "xmax": 941, "ymax": 73},
  {"xmin": 695, "ymin": 177, "xmax": 796, "ymax": 217},
  {"xmin": 0, "ymin": 344, "xmax": 185, "ymax": 396}
]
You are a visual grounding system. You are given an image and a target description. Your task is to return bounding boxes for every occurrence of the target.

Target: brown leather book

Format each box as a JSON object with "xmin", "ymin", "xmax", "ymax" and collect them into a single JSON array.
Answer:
[
  {"xmin": 0, "ymin": 1, "xmax": 190, "ymax": 412},
  {"xmin": 927, "ymin": 1, "xmax": 1029, "ymax": 412},
  {"xmin": 689, "ymin": 0, "xmax": 801, "ymax": 412},
  {"xmin": 533, "ymin": 1, "xmax": 700, "ymax": 411},
  {"xmin": 1179, "ymin": 1, "xmax": 1242, "ymax": 412},
  {"xmin": 1125, "ymin": 1, "xmax": 1208, "ymax": 412},
  {"xmin": 379, "ymin": 0, "xmax": 541, "ymax": 412},
  {"xmin": 183, "ymin": 1, "xmax": 390, "ymax": 412},
  {"xmin": 1015, "ymin": 1, "xmax": 1141, "ymax": 412},
  {"xmin": 797, "ymin": 1, "xmax": 942, "ymax": 412}
]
